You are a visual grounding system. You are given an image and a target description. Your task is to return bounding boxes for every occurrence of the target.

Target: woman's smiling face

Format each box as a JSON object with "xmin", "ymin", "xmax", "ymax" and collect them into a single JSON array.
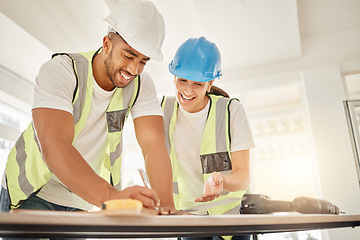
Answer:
[{"xmin": 174, "ymin": 77, "xmax": 214, "ymax": 113}]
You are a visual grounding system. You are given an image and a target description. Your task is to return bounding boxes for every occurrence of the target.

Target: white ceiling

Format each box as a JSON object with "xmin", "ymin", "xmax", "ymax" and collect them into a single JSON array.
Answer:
[{"xmin": 0, "ymin": 0, "xmax": 359, "ymax": 96}]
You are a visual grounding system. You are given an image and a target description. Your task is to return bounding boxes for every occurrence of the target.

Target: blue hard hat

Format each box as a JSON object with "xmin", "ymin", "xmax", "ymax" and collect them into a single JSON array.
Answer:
[{"xmin": 169, "ymin": 37, "xmax": 222, "ymax": 82}]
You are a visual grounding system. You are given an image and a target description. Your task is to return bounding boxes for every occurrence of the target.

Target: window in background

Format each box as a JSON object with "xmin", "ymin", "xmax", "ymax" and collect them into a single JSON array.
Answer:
[
  {"xmin": 343, "ymin": 72, "xmax": 360, "ymax": 188},
  {"xmin": 240, "ymin": 82, "xmax": 322, "ymax": 240},
  {"xmin": 244, "ymin": 82, "xmax": 316, "ymax": 200},
  {"xmin": 0, "ymin": 100, "xmax": 30, "ymax": 133},
  {"xmin": 0, "ymin": 137, "xmax": 13, "ymax": 178},
  {"xmin": 0, "ymin": 92, "xmax": 31, "ymax": 183}
]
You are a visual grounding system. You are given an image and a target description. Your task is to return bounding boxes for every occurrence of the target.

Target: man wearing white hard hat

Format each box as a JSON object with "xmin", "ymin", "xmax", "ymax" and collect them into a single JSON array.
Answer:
[{"xmin": 0, "ymin": 0, "xmax": 175, "ymax": 213}]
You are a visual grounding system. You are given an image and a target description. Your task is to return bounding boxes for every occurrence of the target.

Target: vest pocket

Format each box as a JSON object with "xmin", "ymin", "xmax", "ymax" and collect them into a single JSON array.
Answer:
[
  {"xmin": 106, "ymin": 108, "xmax": 128, "ymax": 133},
  {"xmin": 200, "ymin": 152, "xmax": 232, "ymax": 174}
]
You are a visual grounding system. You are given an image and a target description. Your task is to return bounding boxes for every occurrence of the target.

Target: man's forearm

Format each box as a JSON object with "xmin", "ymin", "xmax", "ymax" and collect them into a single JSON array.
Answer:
[
  {"xmin": 145, "ymin": 146, "xmax": 175, "ymax": 208},
  {"xmin": 33, "ymin": 108, "xmax": 116, "ymax": 208}
]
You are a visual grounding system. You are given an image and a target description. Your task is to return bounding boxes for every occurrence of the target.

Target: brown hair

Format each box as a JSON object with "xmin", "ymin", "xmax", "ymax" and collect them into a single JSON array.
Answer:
[{"xmin": 208, "ymin": 85, "xmax": 230, "ymax": 98}]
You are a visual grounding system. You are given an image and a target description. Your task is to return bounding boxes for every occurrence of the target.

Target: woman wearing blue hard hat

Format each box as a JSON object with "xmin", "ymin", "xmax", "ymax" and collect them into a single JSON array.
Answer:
[{"xmin": 161, "ymin": 37, "xmax": 255, "ymax": 240}]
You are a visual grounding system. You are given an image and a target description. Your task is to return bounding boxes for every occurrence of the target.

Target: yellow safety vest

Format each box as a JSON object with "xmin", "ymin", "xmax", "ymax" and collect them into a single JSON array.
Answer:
[
  {"xmin": 161, "ymin": 94, "xmax": 247, "ymax": 215},
  {"xmin": 5, "ymin": 49, "xmax": 139, "ymax": 208}
]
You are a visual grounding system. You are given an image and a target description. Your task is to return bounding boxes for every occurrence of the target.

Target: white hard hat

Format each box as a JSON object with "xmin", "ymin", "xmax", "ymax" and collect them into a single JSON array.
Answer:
[{"xmin": 104, "ymin": 0, "xmax": 165, "ymax": 61}]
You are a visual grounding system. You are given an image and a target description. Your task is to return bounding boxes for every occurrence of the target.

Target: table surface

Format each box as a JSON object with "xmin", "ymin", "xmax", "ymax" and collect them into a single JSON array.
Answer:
[{"xmin": 0, "ymin": 210, "xmax": 359, "ymax": 238}]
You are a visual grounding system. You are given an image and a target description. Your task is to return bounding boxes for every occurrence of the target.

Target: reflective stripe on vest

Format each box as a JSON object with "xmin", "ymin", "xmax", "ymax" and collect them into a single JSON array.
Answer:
[
  {"xmin": 5, "ymin": 49, "xmax": 139, "ymax": 208},
  {"xmin": 161, "ymin": 94, "xmax": 247, "ymax": 216}
]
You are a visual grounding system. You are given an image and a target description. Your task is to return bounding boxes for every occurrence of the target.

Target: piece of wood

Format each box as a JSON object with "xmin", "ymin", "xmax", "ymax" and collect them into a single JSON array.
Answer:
[
  {"xmin": 12, "ymin": 207, "xmax": 159, "ymax": 217},
  {"xmin": 96, "ymin": 207, "xmax": 159, "ymax": 216}
]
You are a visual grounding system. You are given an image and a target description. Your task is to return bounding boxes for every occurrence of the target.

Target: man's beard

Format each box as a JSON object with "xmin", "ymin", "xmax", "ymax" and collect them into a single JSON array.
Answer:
[
  {"xmin": 104, "ymin": 50, "xmax": 136, "ymax": 89},
  {"xmin": 104, "ymin": 50, "xmax": 120, "ymax": 88}
]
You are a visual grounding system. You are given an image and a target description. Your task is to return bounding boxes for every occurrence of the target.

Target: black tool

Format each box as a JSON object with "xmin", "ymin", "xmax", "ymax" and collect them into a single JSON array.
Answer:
[{"xmin": 240, "ymin": 194, "xmax": 344, "ymax": 215}]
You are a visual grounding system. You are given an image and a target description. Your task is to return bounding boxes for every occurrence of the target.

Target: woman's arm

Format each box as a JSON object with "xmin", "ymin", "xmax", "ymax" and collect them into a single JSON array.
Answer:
[{"xmin": 195, "ymin": 149, "xmax": 250, "ymax": 202}]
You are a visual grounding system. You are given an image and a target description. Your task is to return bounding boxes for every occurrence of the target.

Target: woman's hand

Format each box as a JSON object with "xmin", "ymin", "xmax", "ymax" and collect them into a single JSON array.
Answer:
[{"xmin": 195, "ymin": 172, "xmax": 223, "ymax": 202}]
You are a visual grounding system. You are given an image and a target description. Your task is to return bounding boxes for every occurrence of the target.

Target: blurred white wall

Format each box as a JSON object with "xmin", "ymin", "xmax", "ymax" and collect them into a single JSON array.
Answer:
[{"xmin": 0, "ymin": 1, "xmax": 360, "ymax": 239}]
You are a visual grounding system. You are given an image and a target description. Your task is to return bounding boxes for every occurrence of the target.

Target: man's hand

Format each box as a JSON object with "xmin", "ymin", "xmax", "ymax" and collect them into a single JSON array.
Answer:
[
  {"xmin": 195, "ymin": 172, "xmax": 223, "ymax": 202},
  {"xmin": 112, "ymin": 186, "xmax": 160, "ymax": 209}
]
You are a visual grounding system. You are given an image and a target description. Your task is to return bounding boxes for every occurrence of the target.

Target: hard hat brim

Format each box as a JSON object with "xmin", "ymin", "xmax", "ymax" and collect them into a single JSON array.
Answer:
[{"xmin": 169, "ymin": 63, "xmax": 222, "ymax": 82}]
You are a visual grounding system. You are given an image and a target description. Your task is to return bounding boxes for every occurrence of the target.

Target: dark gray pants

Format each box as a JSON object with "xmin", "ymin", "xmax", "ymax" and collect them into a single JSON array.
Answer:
[{"xmin": 0, "ymin": 186, "xmax": 84, "ymax": 240}]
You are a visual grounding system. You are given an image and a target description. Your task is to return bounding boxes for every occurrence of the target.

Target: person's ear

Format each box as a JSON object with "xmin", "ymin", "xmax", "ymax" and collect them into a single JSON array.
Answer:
[
  {"xmin": 207, "ymin": 80, "xmax": 215, "ymax": 92},
  {"xmin": 103, "ymin": 35, "xmax": 112, "ymax": 54}
]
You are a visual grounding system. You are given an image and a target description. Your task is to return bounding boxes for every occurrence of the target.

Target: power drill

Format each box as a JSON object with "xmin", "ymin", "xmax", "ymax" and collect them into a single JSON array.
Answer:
[{"xmin": 240, "ymin": 194, "xmax": 344, "ymax": 215}]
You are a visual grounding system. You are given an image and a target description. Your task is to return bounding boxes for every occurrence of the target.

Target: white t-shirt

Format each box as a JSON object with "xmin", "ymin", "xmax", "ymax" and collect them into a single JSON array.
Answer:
[
  {"xmin": 173, "ymin": 98, "xmax": 255, "ymax": 210},
  {"xmin": 21, "ymin": 55, "xmax": 162, "ymax": 210}
]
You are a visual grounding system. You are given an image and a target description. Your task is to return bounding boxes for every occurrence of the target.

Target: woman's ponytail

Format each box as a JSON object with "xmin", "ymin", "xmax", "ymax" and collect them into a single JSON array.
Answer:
[{"xmin": 208, "ymin": 85, "xmax": 230, "ymax": 98}]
